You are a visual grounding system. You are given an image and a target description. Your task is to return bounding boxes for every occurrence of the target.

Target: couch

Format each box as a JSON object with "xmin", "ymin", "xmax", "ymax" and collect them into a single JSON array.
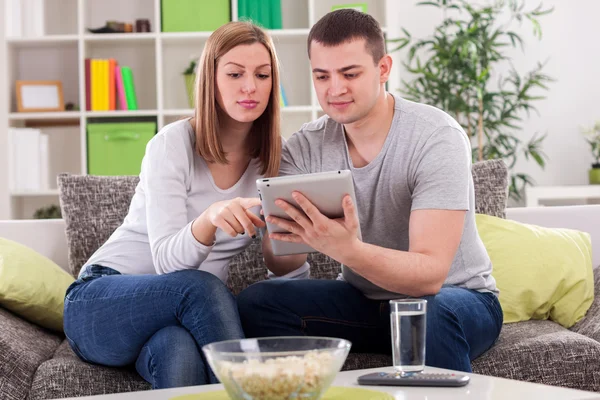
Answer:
[{"xmin": 2, "ymin": 160, "xmax": 600, "ymax": 399}]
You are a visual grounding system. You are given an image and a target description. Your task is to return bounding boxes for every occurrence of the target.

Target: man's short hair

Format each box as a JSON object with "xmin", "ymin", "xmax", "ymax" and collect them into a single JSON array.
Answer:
[{"xmin": 307, "ymin": 9, "xmax": 385, "ymax": 65}]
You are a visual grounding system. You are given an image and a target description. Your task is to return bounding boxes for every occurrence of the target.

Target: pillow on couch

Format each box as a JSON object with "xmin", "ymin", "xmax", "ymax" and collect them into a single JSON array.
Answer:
[
  {"xmin": 472, "ymin": 159, "xmax": 508, "ymax": 218},
  {"xmin": 0, "ymin": 238, "xmax": 74, "ymax": 332},
  {"xmin": 476, "ymin": 213, "xmax": 594, "ymax": 328}
]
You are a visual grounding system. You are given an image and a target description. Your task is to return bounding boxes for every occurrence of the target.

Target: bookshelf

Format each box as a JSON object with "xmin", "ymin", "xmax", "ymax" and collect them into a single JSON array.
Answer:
[{"xmin": 2, "ymin": 0, "xmax": 390, "ymax": 219}]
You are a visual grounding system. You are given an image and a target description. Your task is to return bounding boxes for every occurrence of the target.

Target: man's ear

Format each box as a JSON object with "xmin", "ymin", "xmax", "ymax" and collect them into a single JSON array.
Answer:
[{"xmin": 379, "ymin": 54, "xmax": 393, "ymax": 84}]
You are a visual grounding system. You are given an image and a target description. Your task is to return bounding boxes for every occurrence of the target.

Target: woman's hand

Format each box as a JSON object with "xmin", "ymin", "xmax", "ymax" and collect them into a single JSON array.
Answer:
[{"xmin": 193, "ymin": 198, "xmax": 265, "ymax": 244}]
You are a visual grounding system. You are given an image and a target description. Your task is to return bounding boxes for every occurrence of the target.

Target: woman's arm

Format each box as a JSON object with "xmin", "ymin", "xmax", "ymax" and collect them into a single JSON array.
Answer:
[{"xmin": 261, "ymin": 232, "xmax": 308, "ymax": 276}]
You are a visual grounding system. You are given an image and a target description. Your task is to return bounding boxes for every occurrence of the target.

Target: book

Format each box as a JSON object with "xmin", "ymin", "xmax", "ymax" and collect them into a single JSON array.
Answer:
[
  {"xmin": 30, "ymin": 0, "xmax": 45, "ymax": 37},
  {"xmin": 108, "ymin": 59, "xmax": 116, "ymax": 111},
  {"xmin": 10, "ymin": 128, "xmax": 41, "ymax": 192},
  {"xmin": 85, "ymin": 58, "xmax": 91, "ymax": 111},
  {"xmin": 22, "ymin": 0, "xmax": 45, "ymax": 37},
  {"xmin": 91, "ymin": 59, "xmax": 99, "ymax": 111},
  {"xmin": 115, "ymin": 65, "xmax": 128, "ymax": 110},
  {"xmin": 39, "ymin": 133, "xmax": 49, "ymax": 190},
  {"xmin": 279, "ymin": 84, "xmax": 288, "ymax": 107},
  {"xmin": 100, "ymin": 59, "xmax": 109, "ymax": 111},
  {"xmin": 4, "ymin": 0, "xmax": 22, "ymax": 38},
  {"xmin": 270, "ymin": 0, "xmax": 282, "ymax": 29},
  {"xmin": 121, "ymin": 67, "xmax": 138, "ymax": 110},
  {"xmin": 238, "ymin": 0, "xmax": 282, "ymax": 29}
]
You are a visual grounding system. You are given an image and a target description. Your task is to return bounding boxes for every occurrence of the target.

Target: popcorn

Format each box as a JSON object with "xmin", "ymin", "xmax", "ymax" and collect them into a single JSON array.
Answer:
[{"xmin": 219, "ymin": 351, "xmax": 337, "ymax": 400}]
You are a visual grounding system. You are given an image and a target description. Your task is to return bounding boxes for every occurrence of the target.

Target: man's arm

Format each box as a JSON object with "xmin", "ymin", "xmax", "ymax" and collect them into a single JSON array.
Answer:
[
  {"xmin": 268, "ymin": 193, "xmax": 465, "ymax": 296},
  {"xmin": 343, "ymin": 209, "xmax": 465, "ymax": 297}
]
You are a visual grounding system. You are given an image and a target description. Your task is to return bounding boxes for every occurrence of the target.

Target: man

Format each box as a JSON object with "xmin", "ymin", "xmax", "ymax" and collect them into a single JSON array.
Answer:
[{"xmin": 237, "ymin": 9, "xmax": 502, "ymax": 372}]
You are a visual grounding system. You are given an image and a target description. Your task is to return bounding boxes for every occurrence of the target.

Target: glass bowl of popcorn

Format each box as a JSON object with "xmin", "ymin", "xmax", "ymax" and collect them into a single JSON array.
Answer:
[{"xmin": 202, "ymin": 337, "xmax": 351, "ymax": 400}]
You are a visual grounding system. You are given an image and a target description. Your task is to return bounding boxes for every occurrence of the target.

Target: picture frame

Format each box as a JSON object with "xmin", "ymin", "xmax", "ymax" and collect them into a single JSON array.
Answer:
[{"xmin": 15, "ymin": 80, "xmax": 65, "ymax": 112}]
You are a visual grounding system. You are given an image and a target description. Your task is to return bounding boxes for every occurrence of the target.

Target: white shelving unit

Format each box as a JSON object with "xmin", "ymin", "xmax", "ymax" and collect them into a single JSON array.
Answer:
[{"xmin": 3, "ymin": 0, "xmax": 389, "ymax": 219}]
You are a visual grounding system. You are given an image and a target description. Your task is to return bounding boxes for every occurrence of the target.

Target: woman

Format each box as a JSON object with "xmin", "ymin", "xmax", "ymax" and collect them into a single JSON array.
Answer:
[{"xmin": 63, "ymin": 21, "xmax": 281, "ymax": 389}]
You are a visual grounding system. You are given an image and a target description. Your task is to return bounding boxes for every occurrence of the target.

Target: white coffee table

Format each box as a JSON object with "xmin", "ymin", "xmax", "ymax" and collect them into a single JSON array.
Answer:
[{"xmin": 60, "ymin": 366, "xmax": 600, "ymax": 399}]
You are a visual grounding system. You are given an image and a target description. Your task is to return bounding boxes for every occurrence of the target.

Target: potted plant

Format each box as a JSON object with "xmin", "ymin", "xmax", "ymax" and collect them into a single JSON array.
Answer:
[
  {"xmin": 388, "ymin": 0, "xmax": 554, "ymax": 201},
  {"xmin": 33, "ymin": 204, "xmax": 62, "ymax": 219},
  {"xmin": 183, "ymin": 56, "xmax": 198, "ymax": 109},
  {"xmin": 581, "ymin": 121, "xmax": 600, "ymax": 184}
]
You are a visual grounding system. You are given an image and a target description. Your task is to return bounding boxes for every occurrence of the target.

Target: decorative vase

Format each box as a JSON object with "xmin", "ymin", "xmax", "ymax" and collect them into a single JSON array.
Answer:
[
  {"xmin": 589, "ymin": 168, "xmax": 600, "ymax": 185},
  {"xmin": 184, "ymin": 74, "xmax": 196, "ymax": 108}
]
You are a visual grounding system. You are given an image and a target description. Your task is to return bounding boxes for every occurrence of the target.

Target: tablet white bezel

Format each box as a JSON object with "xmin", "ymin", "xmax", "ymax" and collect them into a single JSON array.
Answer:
[{"xmin": 256, "ymin": 170, "xmax": 361, "ymax": 256}]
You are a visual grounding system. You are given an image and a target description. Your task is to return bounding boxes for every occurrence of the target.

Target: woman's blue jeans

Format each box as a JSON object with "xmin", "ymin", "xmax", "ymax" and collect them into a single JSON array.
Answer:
[{"xmin": 63, "ymin": 265, "xmax": 244, "ymax": 389}]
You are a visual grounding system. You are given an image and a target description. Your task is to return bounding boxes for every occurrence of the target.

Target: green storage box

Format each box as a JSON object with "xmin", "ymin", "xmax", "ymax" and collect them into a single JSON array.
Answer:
[
  {"xmin": 87, "ymin": 122, "xmax": 156, "ymax": 176},
  {"xmin": 162, "ymin": 0, "xmax": 231, "ymax": 32}
]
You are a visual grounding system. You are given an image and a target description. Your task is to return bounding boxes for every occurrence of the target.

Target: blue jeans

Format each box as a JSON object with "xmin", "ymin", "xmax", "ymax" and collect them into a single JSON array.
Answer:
[
  {"xmin": 63, "ymin": 265, "xmax": 244, "ymax": 389},
  {"xmin": 237, "ymin": 279, "xmax": 502, "ymax": 372}
]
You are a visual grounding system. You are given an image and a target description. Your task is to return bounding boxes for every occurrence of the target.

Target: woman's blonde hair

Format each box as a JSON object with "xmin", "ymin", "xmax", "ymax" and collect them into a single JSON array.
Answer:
[{"xmin": 194, "ymin": 21, "xmax": 281, "ymax": 177}]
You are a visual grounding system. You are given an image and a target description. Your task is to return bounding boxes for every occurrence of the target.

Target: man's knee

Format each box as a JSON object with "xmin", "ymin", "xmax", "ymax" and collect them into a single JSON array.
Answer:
[
  {"xmin": 422, "ymin": 287, "xmax": 468, "ymax": 329},
  {"xmin": 237, "ymin": 280, "xmax": 282, "ymax": 315}
]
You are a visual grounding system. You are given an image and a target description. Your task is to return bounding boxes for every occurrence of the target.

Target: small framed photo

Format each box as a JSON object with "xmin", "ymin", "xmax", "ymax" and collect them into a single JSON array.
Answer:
[
  {"xmin": 15, "ymin": 80, "xmax": 65, "ymax": 112},
  {"xmin": 331, "ymin": 3, "xmax": 368, "ymax": 13}
]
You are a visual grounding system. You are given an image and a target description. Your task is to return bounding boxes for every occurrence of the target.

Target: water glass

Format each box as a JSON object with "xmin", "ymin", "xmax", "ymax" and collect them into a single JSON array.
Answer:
[{"xmin": 390, "ymin": 299, "xmax": 427, "ymax": 374}]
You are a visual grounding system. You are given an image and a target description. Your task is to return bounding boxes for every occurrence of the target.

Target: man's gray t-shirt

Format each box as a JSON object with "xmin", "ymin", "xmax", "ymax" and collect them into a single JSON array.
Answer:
[{"xmin": 280, "ymin": 95, "xmax": 497, "ymax": 300}]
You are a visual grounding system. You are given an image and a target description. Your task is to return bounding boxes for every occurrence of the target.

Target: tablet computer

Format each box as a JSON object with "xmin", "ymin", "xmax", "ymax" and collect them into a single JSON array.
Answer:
[{"xmin": 256, "ymin": 170, "xmax": 362, "ymax": 256}]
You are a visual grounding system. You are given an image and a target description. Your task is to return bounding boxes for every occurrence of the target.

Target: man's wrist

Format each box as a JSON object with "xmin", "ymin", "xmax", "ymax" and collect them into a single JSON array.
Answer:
[{"xmin": 339, "ymin": 238, "xmax": 366, "ymax": 268}]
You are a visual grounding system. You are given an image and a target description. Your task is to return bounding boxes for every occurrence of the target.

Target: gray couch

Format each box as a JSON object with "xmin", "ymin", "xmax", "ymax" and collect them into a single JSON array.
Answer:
[{"xmin": 2, "ymin": 159, "xmax": 600, "ymax": 399}]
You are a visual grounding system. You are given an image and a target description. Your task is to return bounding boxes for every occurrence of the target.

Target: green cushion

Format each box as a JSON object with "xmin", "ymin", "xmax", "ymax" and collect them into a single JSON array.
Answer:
[
  {"xmin": 0, "ymin": 238, "xmax": 74, "ymax": 332},
  {"xmin": 476, "ymin": 214, "xmax": 594, "ymax": 328}
]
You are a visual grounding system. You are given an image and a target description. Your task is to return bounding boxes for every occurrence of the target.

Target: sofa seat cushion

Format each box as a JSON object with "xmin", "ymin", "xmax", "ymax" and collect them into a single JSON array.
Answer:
[
  {"xmin": 0, "ymin": 307, "xmax": 63, "ymax": 400},
  {"xmin": 571, "ymin": 268, "xmax": 600, "ymax": 341},
  {"xmin": 472, "ymin": 320, "xmax": 600, "ymax": 391},
  {"xmin": 29, "ymin": 340, "xmax": 150, "ymax": 400},
  {"xmin": 342, "ymin": 352, "xmax": 392, "ymax": 371}
]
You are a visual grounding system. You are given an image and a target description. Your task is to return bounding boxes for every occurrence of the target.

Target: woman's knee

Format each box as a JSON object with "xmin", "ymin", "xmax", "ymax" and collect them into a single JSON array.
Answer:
[
  {"xmin": 171, "ymin": 270, "xmax": 235, "ymax": 304},
  {"xmin": 144, "ymin": 325, "xmax": 199, "ymax": 359},
  {"xmin": 136, "ymin": 326, "xmax": 207, "ymax": 388}
]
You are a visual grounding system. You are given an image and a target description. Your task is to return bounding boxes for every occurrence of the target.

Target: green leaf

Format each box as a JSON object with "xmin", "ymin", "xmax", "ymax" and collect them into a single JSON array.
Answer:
[{"xmin": 416, "ymin": 1, "xmax": 442, "ymax": 7}]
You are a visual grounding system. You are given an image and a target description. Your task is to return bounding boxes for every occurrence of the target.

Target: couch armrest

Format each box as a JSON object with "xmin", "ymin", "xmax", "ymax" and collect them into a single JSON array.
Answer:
[
  {"xmin": 506, "ymin": 205, "xmax": 600, "ymax": 269},
  {"xmin": 0, "ymin": 219, "xmax": 68, "ymax": 272}
]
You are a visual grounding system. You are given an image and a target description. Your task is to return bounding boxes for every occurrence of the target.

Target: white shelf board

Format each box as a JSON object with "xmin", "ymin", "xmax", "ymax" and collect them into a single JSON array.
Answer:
[
  {"xmin": 84, "ymin": 33, "xmax": 157, "ymax": 43},
  {"xmin": 282, "ymin": 106, "xmax": 314, "ymax": 113},
  {"xmin": 11, "ymin": 190, "xmax": 60, "ymax": 197},
  {"xmin": 6, "ymin": 35, "xmax": 78, "ymax": 48},
  {"xmin": 268, "ymin": 28, "xmax": 310, "ymax": 37},
  {"xmin": 84, "ymin": 110, "xmax": 159, "ymax": 117},
  {"xmin": 160, "ymin": 32, "xmax": 213, "ymax": 42},
  {"xmin": 9, "ymin": 112, "xmax": 82, "ymax": 120},
  {"xmin": 163, "ymin": 109, "xmax": 194, "ymax": 116}
]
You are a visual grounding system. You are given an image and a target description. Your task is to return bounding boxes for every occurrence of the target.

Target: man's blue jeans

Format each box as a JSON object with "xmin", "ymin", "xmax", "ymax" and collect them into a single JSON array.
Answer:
[
  {"xmin": 63, "ymin": 265, "xmax": 244, "ymax": 389},
  {"xmin": 237, "ymin": 279, "xmax": 502, "ymax": 372}
]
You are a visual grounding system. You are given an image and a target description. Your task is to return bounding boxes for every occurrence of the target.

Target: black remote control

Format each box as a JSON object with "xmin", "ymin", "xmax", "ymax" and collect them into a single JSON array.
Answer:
[{"xmin": 358, "ymin": 371, "xmax": 470, "ymax": 387}]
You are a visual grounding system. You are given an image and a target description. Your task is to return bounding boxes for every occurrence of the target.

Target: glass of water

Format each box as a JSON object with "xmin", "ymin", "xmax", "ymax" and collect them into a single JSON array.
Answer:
[{"xmin": 390, "ymin": 299, "xmax": 427, "ymax": 375}]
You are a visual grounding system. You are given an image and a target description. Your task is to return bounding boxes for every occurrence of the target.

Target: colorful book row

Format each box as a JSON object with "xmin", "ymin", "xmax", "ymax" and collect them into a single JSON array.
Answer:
[{"xmin": 85, "ymin": 58, "xmax": 138, "ymax": 111}]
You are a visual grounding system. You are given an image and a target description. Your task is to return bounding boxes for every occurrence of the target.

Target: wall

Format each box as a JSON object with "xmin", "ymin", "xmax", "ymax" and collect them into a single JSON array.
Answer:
[
  {"xmin": 386, "ymin": 0, "xmax": 600, "ymax": 196},
  {"xmin": 0, "ymin": 4, "xmax": 9, "ymax": 219}
]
